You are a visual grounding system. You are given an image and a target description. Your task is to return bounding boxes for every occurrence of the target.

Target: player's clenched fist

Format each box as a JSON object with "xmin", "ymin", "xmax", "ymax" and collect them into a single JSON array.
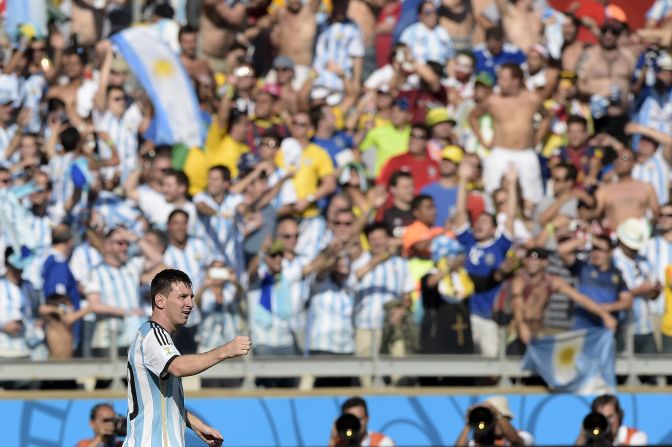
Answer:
[{"xmin": 224, "ymin": 336, "xmax": 252, "ymax": 358}]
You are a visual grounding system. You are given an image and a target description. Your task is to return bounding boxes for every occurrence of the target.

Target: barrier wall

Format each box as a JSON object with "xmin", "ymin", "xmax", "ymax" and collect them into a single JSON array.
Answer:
[{"xmin": 3, "ymin": 392, "xmax": 672, "ymax": 446}]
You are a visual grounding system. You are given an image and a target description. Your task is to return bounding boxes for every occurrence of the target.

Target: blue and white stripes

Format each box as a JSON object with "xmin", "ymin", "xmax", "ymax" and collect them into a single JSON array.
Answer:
[
  {"xmin": 306, "ymin": 274, "xmax": 356, "ymax": 354},
  {"xmin": 313, "ymin": 19, "xmax": 365, "ymax": 92},
  {"xmin": 613, "ymin": 248, "xmax": 655, "ymax": 335},
  {"xmin": 633, "ymin": 150, "xmax": 670, "ymax": 205},
  {"xmin": 400, "ymin": 22, "xmax": 454, "ymax": 64}
]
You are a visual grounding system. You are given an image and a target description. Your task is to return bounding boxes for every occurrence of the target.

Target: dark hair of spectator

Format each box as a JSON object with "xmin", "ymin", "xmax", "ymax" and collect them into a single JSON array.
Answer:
[
  {"xmin": 261, "ymin": 127, "xmax": 282, "ymax": 145},
  {"xmin": 554, "ymin": 162, "xmax": 578, "ymax": 183},
  {"xmin": 167, "ymin": 209, "xmax": 189, "ymax": 223},
  {"xmin": 411, "ymin": 194, "xmax": 433, "ymax": 212},
  {"xmin": 210, "ymin": 165, "xmax": 232, "ymax": 182},
  {"xmin": 500, "ymin": 63, "xmax": 524, "ymax": 82},
  {"xmin": 389, "ymin": 170, "xmax": 413, "ymax": 188},
  {"xmin": 364, "ymin": 222, "xmax": 392, "ymax": 238},
  {"xmin": 567, "ymin": 115, "xmax": 588, "ymax": 129},
  {"xmin": 151, "ymin": 269, "xmax": 193, "ymax": 309},
  {"xmin": 229, "ymin": 108, "xmax": 247, "ymax": 127},
  {"xmin": 59, "ymin": 126, "xmax": 81, "ymax": 153},
  {"xmin": 154, "ymin": 2, "xmax": 175, "ymax": 19},
  {"xmin": 591, "ymin": 394, "xmax": 624, "ymax": 422},
  {"xmin": 417, "ymin": 0, "xmax": 435, "ymax": 15},
  {"xmin": 274, "ymin": 215, "xmax": 299, "ymax": 234},
  {"xmin": 63, "ymin": 46, "xmax": 88, "ymax": 65},
  {"xmin": 411, "ymin": 122, "xmax": 428, "ymax": 136},
  {"xmin": 165, "ymin": 169, "xmax": 190, "ymax": 189},
  {"xmin": 341, "ymin": 396, "xmax": 368, "ymax": 416},
  {"xmin": 147, "ymin": 228, "xmax": 169, "ymax": 251},
  {"xmin": 485, "ymin": 26, "xmax": 504, "ymax": 41},
  {"xmin": 564, "ymin": 12, "xmax": 581, "ymax": 28},
  {"xmin": 52, "ymin": 225, "xmax": 73, "ymax": 245},
  {"xmin": 178, "ymin": 25, "xmax": 199, "ymax": 40},
  {"xmin": 89, "ymin": 403, "xmax": 114, "ymax": 421}
]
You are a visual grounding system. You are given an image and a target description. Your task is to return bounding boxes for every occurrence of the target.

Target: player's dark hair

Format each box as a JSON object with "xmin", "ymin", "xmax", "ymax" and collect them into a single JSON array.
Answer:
[
  {"xmin": 341, "ymin": 397, "xmax": 368, "ymax": 416},
  {"xmin": 150, "ymin": 269, "xmax": 193, "ymax": 309}
]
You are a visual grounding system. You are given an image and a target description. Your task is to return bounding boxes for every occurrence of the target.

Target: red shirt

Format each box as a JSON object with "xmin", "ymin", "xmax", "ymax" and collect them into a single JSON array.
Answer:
[
  {"xmin": 375, "ymin": 1, "xmax": 402, "ymax": 68},
  {"xmin": 376, "ymin": 152, "xmax": 440, "ymax": 193}
]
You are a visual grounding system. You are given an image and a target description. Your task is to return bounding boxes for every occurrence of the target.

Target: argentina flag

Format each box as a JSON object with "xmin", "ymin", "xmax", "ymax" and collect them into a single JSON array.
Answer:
[
  {"xmin": 4, "ymin": 0, "xmax": 47, "ymax": 42},
  {"xmin": 110, "ymin": 27, "xmax": 203, "ymax": 148},
  {"xmin": 522, "ymin": 328, "xmax": 616, "ymax": 395}
]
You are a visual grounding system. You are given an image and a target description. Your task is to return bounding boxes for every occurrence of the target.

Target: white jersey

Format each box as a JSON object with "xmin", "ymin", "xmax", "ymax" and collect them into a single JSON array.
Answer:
[{"xmin": 124, "ymin": 321, "xmax": 186, "ymax": 447}]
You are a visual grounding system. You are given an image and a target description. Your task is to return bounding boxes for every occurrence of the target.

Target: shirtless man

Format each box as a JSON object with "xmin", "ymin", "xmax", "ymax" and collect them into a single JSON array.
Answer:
[
  {"xmin": 495, "ymin": 0, "xmax": 543, "ymax": 50},
  {"xmin": 509, "ymin": 247, "xmax": 617, "ymax": 354},
  {"xmin": 46, "ymin": 48, "xmax": 94, "ymax": 129},
  {"xmin": 274, "ymin": 0, "xmax": 320, "ymax": 86},
  {"xmin": 560, "ymin": 13, "xmax": 585, "ymax": 72},
  {"xmin": 595, "ymin": 147, "xmax": 659, "ymax": 230},
  {"xmin": 39, "ymin": 294, "xmax": 92, "ymax": 359},
  {"xmin": 200, "ymin": 0, "xmax": 247, "ymax": 60},
  {"xmin": 438, "ymin": 0, "xmax": 475, "ymax": 52},
  {"xmin": 470, "ymin": 63, "xmax": 549, "ymax": 205},
  {"xmin": 577, "ymin": 19, "xmax": 636, "ymax": 108},
  {"xmin": 179, "ymin": 25, "xmax": 213, "ymax": 81}
]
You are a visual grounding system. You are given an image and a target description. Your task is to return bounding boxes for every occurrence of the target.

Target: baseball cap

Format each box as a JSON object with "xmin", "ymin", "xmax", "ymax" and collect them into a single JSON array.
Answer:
[
  {"xmin": 425, "ymin": 108, "xmax": 455, "ymax": 127},
  {"xmin": 485, "ymin": 396, "xmax": 514, "ymax": 419},
  {"xmin": 273, "ymin": 55, "xmax": 295, "ymax": 70},
  {"xmin": 474, "ymin": 72, "xmax": 494, "ymax": 88},
  {"xmin": 441, "ymin": 145, "xmax": 464, "ymax": 164},
  {"xmin": 237, "ymin": 152, "xmax": 261, "ymax": 177}
]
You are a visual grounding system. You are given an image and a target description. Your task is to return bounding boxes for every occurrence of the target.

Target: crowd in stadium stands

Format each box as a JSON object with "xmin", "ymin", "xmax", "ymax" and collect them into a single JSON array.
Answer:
[{"xmin": 2, "ymin": 0, "xmax": 672, "ymax": 389}]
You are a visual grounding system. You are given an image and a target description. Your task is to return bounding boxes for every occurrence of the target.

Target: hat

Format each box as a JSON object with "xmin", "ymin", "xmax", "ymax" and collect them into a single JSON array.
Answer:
[
  {"xmin": 237, "ymin": 152, "xmax": 261, "ymax": 176},
  {"xmin": 617, "ymin": 217, "xmax": 650, "ymax": 251},
  {"xmin": 110, "ymin": 57, "xmax": 129, "ymax": 74},
  {"xmin": 658, "ymin": 52, "xmax": 672, "ymax": 72},
  {"xmin": 425, "ymin": 108, "xmax": 455, "ymax": 127},
  {"xmin": 485, "ymin": 396, "xmax": 514, "ymax": 420},
  {"xmin": 474, "ymin": 72, "xmax": 494, "ymax": 88},
  {"xmin": 431, "ymin": 235, "xmax": 464, "ymax": 262},
  {"xmin": 526, "ymin": 247, "xmax": 549, "ymax": 259},
  {"xmin": 0, "ymin": 75, "xmax": 19, "ymax": 105},
  {"xmin": 441, "ymin": 145, "xmax": 464, "ymax": 164},
  {"xmin": 528, "ymin": 44, "xmax": 548, "ymax": 60},
  {"xmin": 273, "ymin": 55, "xmax": 295, "ymax": 70},
  {"xmin": 393, "ymin": 96, "xmax": 411, "ymax": 111}
]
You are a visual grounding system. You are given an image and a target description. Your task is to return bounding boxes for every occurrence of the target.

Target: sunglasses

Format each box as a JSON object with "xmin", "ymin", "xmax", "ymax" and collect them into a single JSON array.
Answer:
[
  {"xmin": 293, "ymin": 120, "xmax": 310, "ymax": 127},
  {"xmin": 276, "ymin": 67, "xmax": 293, "ymax": 72},
  {"xmin": 411, "ymin": 133, "xmax": 427, "ymax": 140},
  {"xmin": 601, "ymin": 27, "xmax": 621, "ymax": 35},
  {"xmin": 111, "ymin": 240, "xmax": 130, "ymax": 246},
  {"xmin": 332, "ymin": 220, "xmax": 353, "ymax": 226},
  {"xmin": 279, "ymin": 233, "xmax": 298, "ymax": 239}
]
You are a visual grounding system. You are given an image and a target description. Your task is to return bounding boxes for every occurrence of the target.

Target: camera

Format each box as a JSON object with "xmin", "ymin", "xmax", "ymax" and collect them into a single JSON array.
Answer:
[
  {"xmin": 112, "ymin": 414, "xmax": 127, "ymax": 437},
  {"xmin": 468, "ymin": 406, "xmax": 496, "ymax": 446},
  {"xmin": 582, "ymin": 412, "xmax": 611, "ymax": 445},
  {"xmin": 335, "ymin": 413, "xmax": 362, "ymax": 446}
]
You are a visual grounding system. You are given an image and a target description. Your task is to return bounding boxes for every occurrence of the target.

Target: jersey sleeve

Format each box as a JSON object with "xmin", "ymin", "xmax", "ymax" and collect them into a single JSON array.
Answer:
[{"xmin": 142, "ymin": 324, "xmax": 181, "ymax": 379}]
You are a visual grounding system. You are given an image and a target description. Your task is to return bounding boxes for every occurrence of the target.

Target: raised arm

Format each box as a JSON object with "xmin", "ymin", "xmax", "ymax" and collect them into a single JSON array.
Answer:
[
  {"xmin": 168, "ymin": 335, "xmax": 250, "ymax": 377},
  {"xmin": 93, "ymin": 42, "xmax": 114, "ymax": 113},
  {"xmin": 625, "ymin": 122, "xmax": 672, "ymax": 163},
  {"xmin": 454, "ymin": 162, "xmax": 472, "ymax": 229},
  {"xmin": 503, "ymin": 164, "xmax": 518, "ymax": 236},
  {"xmin": 469, "ymin": 99, "xmax": 491, "ymax": 149},
  {"xmin": 552, "ymin": 276, "xmax": 617, "ymax": 330}
]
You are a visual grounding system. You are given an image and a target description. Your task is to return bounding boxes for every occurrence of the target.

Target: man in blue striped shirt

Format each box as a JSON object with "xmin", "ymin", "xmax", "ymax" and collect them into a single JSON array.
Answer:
[
  {"xmin": 313, "ymin": 0, "xmax": 365, "ymax": 93},
  {"xmin": 124, "ymin": 269, "xmax": 250, "ymax": 447},
  {"xmin": 400, "ymin": 1, "xmax": 455, "ymax": 65},
  {"xmin": 627, "ymin": 122, "xmax": 672, "ymax": 205}
]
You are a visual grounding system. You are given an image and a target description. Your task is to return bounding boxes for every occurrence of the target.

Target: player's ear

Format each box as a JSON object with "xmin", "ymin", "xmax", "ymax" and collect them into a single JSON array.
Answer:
[{"xmin": 155, "ymin": 293, "xmax": 167, "ymax": 309}]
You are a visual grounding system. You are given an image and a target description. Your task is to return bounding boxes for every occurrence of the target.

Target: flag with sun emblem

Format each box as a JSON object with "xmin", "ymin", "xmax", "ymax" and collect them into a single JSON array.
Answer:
[
  {"xmin": 110, "ymin": 26, "xmax": 203, "ymax": 148},
  {"xmin": 521, "ymin": 328, "xmax": 616, "ymax": 394}
]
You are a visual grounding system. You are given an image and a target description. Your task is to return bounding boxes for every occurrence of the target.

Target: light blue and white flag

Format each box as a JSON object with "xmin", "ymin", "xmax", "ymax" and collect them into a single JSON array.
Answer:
[
  {"xmin": 110, "ymin": 26, "xmax": 203, "ymax": 148},
  {"xmin": 0, "ymin": 183, "xmax": 39, "ymax": 269},
  {"xmin": 5, "ymin": 0, "xmax": 48, "ymax": 42},
  {"xmin": 522, "ymin": 328, "xmax": 616, "ymax": 395}
]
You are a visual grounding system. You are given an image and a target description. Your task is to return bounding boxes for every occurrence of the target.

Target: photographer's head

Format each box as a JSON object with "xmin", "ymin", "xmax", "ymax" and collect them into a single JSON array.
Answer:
[
  {"xmin": 591, "ymin": 395, "xmax": 623, "ymax": 442},
  {"xmin": 89, "ymin": 403, "xmax": 116, "ymax": 437},
  {"xmin": 341, "ymin": 397, "xmax": 369, "ymax": 440}
]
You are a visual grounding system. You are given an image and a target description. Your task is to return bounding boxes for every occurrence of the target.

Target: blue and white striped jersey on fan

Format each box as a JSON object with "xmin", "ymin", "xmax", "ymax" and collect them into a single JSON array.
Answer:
[
  {"xmin": 124, "ymin": 321, "xmax": 186, "ymax": 447},
  {"xmin": 85, "ymin": 257, "xmax": 144, "ymax": 348},
  {"xmin": 313, "ymin": 19, "xmax": 365, "ymax": 92},
  {"xmin": 400, "ymin": 22, "xmax": 454, "ymax": 64},
  {"xmin": 93, "ymin": 104, "xmax": 143, "ymax": 182},
  {"xmin": 197, "ymin": 283, "xmax": 243, "ymax": 352},
  {"xmin": 22, "ymin": 212, "xmax": 53, "ymax": 289},
  {"xmin": 20, "ymin": 74, "xmax": 46, "ymax": 134},
  {"xmin": 295, "ymin": 216, "xmax": 329, "ymax": 262},
  {"xmin": 192, "ymin": 192, "xmax": 243, "ymax": 270},
  {"xmin": 69, "ymin": 241, "xmax": 103, "ymax": 285},
  {"xmin": 354, "ymin": 254, "xmax": 414, "ymax": 330},
  {"xmin": 633, "ymin": 149, "xmax": 670, "ymax": 205},
  {"xmin": 306, "ymin": 274, "xmax": 356, "ymax": 354},
  {"xmin": 163, "ymin": 237, "xmax": 211, "ymax": 293},
  {"xmin": 641, "ymin": 234, "xmax": 672, "ymax": 315},
  {"xmin": 0, "ymin": 124, "xmax": 17, "ymax": 165},
  {"xmin": 248, "ymin": 256, "xmax": 308, "ymax": 349},
  {"xmin": 92, "ymin": 191, "xmax": 145, "ymax": 235},
  {"xmin": 613, "ymin": 247, "xmax": 655, "ymax": 336},
  {"xmin": 47, "ymin": 152, "xmax": 75, "ymax": 207},
  {"xmin": 0, "ymin": 277, "xmax": 32, "ymax": 358}
]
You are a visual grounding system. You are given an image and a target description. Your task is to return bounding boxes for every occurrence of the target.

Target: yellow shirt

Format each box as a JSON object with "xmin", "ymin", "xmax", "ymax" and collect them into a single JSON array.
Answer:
[
  {"xmin": 204, "ymin": 120, "xmax": 249, "ymax": 179},
  {"xmin": 183, "ymin": 148, "xmax": 208, "ymax": 196},
  {"xmin": 662, "ymin": 265, "xmax": 672, "ymax": 337},
  {"xmin": 276, "ymin": 142, "xmax": 334, "ymax": 217}
]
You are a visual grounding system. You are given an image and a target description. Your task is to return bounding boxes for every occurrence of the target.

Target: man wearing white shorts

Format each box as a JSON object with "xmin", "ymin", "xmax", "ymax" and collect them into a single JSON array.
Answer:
[{"xmin": 470, "ymin": 63, "xmax": 549, "ymax": 206}]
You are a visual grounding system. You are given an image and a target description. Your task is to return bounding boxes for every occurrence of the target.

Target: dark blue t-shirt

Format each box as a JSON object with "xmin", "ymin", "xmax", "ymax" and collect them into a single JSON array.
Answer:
[
  {"xmin": 570, "ymin": 260, "xmax": 626, "ymax": 329},
  {"xmin": 456, "ymin": 225, "xmax": 512, "ymax": 318}
]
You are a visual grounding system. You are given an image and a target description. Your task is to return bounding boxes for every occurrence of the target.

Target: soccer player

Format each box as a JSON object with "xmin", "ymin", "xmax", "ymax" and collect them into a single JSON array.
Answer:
[{"xmin": 123, "ymin": 269, "xmax": 251, "ymax": 447}]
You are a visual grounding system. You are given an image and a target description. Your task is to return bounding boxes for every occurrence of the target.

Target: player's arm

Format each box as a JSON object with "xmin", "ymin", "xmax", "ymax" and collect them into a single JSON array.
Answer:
[
  {"xmin": 552, "ymin": 276, "xmax": 617, "ymax": 330},
  {"xmin": 167, "ymin": 336, "xmax": 251, "ymax": 378},
  {"xmin": 187, "ymin": 411, "xmax": 224, "ymax": 446}
]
